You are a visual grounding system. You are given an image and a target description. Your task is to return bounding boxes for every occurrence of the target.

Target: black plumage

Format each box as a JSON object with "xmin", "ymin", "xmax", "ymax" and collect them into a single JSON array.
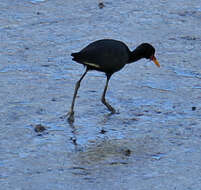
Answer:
[{"xmin": 68, "ymin": 39, "xmax": 160, "ymax": 123}]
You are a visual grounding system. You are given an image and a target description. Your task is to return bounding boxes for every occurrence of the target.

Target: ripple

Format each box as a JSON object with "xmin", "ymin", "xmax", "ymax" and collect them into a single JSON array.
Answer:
[
  {"xmin": 28, "ymin": 0, "xmax": 46, "ymax": 3},
  {"xmin": 173, "ymin": 68, "xmax": 201, "ymax": 79}
]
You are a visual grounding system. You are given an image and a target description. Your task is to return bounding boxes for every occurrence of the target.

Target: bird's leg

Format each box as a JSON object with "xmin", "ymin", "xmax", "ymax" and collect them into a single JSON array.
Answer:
[
  {"xmin": 67, "ymin": 68, "xmax": 88, "ymax": 123},
  {"xmin": 101, "ymin": 74, "xmax": 116, "ymax": 113}
]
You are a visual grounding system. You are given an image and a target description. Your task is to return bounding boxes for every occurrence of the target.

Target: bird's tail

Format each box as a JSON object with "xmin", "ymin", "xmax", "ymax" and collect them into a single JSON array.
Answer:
[
  {"xmin": 71, "ymin": 52, "xmax": 78, "ymax": 57},
  {"xmin": 71, "ymin": 53, "xmax": 76, "ymax": 60},
  {"xmin": 71, "ymin": 52, "xmax": 83, "ymax": 62}
]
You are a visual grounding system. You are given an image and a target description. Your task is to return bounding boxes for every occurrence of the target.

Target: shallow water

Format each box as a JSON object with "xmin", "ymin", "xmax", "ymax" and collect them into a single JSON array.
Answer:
[{"xmin": 1, "ymin": 0, "xmax": 201, "ymax": 189}]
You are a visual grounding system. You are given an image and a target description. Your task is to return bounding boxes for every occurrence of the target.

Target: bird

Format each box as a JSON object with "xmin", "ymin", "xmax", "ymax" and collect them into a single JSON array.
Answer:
[{"xmin": 67, "ymin": 39, "xmax": 160, "ymax": 123}]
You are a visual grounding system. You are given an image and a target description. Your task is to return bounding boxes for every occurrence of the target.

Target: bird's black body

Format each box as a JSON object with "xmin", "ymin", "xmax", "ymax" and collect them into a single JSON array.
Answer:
[
  {"xmin": 68, "ymin": 39, "xmax": 160, "ymax": 123},
  {"xmin": 71, "ymin": 39, "xmax": 130, "ymax": 74}
]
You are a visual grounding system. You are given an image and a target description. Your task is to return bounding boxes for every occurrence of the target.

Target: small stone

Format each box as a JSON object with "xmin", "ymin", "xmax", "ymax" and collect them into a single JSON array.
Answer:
[
  {"xmin": 70, "ymin": 137, "xmax": 77, "ymax": 145},
  {"xmin": 156, "ymin": 111, "xmax": 162, "ymax": 114},
  {"xmin": 135, "ymin": 113, "xmax": 144, "ymax": 117},
  {"xmin": 100, "ymin": 129, "xmax": 107, "ymax": 134},
  {"xmin": 192, "ymin": 106, "xmax": 196, "ymax": 111},
  {"xmin": 34, "ymin": 124, "xmax": 46, "ymax": 133},
  {"xmin": 131, "ymin": 117, "xmax": 139, "ymax": 121},
  {"xmin": 98, "ymin": 2, "xmax": 105, "ymax": 9},
  {"xmin": 124, "ymin": 149, "xmax": 131, "ymax": 156},
  {"xmin": 51, "ymin": 97, "xmax": 56, "ymax": 102}
]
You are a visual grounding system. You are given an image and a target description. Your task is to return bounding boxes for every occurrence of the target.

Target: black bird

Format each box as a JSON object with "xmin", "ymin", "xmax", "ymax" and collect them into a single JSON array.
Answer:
[{"xmin": 68, "ymin": 39, "xmax": 160, "ymax": 123}]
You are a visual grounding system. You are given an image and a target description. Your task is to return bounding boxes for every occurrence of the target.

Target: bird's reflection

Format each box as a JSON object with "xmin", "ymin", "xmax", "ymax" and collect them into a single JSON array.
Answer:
[
  {"xmin": 99, "ymin": 111, "xmax": 119, "ymax": 125},
  {"xmin": 68, "ymin": 121, "xmax": 79, "ymax": 150}
]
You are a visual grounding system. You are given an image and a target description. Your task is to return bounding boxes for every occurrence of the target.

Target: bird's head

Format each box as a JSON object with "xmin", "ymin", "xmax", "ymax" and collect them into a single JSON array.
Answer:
[{"xmin": 135, "ymin": 43, "xmax": 160, "ymax": 67}]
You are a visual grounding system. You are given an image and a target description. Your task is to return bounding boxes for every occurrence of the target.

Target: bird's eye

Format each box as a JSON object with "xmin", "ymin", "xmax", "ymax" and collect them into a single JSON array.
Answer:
[{"xmin": 150, "ymin": 55, "xmax": 154, "ymax": 60}]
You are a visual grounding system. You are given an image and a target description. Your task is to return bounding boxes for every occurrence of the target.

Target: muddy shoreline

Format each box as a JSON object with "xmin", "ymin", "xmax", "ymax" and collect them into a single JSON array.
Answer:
[{"xmin": 1, "ymin": 0, "xmax": 201, "ymax": 189}]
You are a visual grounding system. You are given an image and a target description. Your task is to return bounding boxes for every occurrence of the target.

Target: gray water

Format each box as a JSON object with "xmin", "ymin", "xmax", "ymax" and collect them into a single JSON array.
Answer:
[{"xmin": 1, "ymin": 0, "xmax": 201, "ymax": 189}]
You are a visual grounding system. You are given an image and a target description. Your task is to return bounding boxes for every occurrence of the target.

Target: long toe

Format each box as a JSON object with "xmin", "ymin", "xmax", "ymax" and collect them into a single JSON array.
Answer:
[
  {"xmin": 110, "ymin": 107, "xmax": 116, "ymax": 114},
  {"xmin": 107, "ymin": 104, "xmax": 116, "ymax": 114}
]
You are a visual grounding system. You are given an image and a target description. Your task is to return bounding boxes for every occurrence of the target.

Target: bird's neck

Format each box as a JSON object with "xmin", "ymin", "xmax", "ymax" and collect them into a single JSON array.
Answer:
[{"xmin": 127, "ymin": 49, "xmax": 143, "ymax": 63}]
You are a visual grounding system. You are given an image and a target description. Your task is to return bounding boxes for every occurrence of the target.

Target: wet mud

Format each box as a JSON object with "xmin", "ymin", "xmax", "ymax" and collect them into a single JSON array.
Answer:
[{"xmin": 1, "ymin": 0, "xmax": 201, "ymax": 189}]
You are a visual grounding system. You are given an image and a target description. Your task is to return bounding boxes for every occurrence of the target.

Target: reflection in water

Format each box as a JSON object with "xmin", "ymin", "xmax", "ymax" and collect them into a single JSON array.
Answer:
[
  {"xmin": 99, "ymin": 112, "xmax": 115, "ymax": 125},
  {"xmin": 69, "ymin": 122, "xmax": 79, "ymax": 151}
]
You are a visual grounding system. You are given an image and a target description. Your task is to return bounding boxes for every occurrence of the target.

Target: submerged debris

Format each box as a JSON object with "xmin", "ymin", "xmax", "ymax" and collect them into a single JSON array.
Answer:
[{"xmin": 192, "ymin": 106, "xmax": 196, "ymax": 111}]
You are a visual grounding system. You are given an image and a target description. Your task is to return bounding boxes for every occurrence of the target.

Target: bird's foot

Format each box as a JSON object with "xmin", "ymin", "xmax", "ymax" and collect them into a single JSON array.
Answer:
[
  {"xmin": 60, "ymin": 111, "xmax": 75, "ymax": 123},
  {"xmin": 110, "ymin": 107, "xmax": 116, "ymax": 114},
  {"xmin": 106, "ymin": 104, "xmax": 116, "ymax": 114},
  {"xmin": 67, "ymin": 111, "xmax": 75, "ymax": 123},
  {"xmin": 102, "ymin": 99, "xmax": 117, "ymax": 114}
]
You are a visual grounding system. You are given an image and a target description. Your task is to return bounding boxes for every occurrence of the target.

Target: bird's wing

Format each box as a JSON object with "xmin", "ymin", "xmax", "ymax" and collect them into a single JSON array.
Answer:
[{"xmin": 72, "ymin": 46, "xmax": 103, "ymax": 67}]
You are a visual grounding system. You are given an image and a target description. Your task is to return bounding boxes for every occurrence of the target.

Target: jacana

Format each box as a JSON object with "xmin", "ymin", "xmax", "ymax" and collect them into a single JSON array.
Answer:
[{"xmin": 68, "ymin": 39, "xmax": 160, "ymax": 123}]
